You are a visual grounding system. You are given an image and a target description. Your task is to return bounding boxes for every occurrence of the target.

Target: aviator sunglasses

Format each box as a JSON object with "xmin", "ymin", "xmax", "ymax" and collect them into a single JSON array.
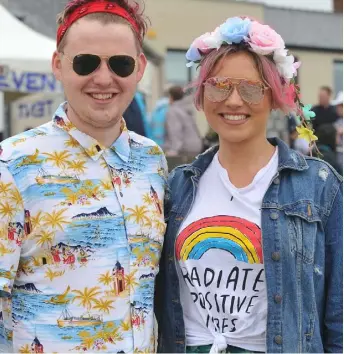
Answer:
[
  {"xmin": 62, "ymin": 53, "xmax": 136, "ymax": 77},
  {"xmin": 204, "ymin": 77, "xmax": 270, "ymax": 105}
]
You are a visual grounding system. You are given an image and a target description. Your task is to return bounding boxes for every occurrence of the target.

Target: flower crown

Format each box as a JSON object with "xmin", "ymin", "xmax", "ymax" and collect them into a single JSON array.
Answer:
[{"xmin": 186, "ymin": 17, "xmax": 317, "ymax": 150}]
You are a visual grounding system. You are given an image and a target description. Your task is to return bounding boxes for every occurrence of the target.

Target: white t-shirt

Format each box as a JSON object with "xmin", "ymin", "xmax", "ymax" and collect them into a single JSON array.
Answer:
[{"xmin": 176, "ymin": 148, "xmax": 279, "ymax": 353}]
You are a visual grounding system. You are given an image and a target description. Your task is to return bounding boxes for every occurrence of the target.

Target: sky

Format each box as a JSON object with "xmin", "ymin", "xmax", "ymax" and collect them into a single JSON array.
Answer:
[{"xmin": 240, "ymin": 0, "xmax": 333, "ymax": 12}]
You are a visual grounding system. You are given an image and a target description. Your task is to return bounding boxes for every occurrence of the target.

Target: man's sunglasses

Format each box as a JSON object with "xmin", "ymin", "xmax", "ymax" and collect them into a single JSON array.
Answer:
[
  {"xmin": 203, "ymin": 77, "xmax": 270, "ymax": 105},
  {"xmin": 62, "ymin": 53, "xmax": 136, "ymax": 77}
]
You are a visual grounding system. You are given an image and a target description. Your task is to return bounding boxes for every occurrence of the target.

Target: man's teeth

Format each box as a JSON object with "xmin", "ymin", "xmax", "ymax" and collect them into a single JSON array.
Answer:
[
  {"xmin": 222, "ymin": 114, "xmax": 247, "ymax": 121},
  {"xmin": 91, "ymin": 93, "xmax": 113, "ymax": 100}
]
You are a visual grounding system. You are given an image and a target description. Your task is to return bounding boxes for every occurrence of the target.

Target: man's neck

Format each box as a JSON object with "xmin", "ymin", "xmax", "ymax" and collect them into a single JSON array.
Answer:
[{"xmin": 66, "ymin": 105, "xmax": 122, "ymax": 148}]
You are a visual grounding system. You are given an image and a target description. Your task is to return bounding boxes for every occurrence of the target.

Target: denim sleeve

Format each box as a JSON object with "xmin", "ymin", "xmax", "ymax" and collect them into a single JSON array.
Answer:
[
  {"xmin": 155, "ymin": 167, "xmax": 177, "ymax": 350},
  {"xmin": 324, "ymin": 182, "xmax": 343, "ymax": 352}
]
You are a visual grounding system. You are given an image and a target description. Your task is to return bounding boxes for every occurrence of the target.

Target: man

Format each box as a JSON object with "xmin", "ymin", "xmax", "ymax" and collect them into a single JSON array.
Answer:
[
  {"xmin": 312, "ymin": 86, "xmax": 338, "ymax": 135},
  {"xmin": 332, "ymin": 91, "xmax": 343, "ymax": 169},
  {"xmin": 164, "ymin": 86, "xmax": 202, "ymax": 157},
  {"xmin": 0, "ymin": 1, "xmax": 167, "ymax": 352}
]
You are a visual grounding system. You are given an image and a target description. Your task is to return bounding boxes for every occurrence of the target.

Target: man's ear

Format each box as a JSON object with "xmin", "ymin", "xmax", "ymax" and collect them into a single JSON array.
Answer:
[
  {"xmin": 52, "ymin": 51, "xmax": 63, "ymax": 81},
  {"xmin": 135, "ymin": 52, "xmax": 147, "ymax": 83}
]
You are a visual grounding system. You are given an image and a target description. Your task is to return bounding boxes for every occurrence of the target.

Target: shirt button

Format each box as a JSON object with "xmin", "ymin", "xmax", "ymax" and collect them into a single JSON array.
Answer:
[
  {"xmin": 270, "ymin": 212, "xmax": 279, "ymax": 220},
  {"xmin": 274, "ymin": 294, "xmax": 283, "ymax": 304},
  {"xmin": 275, "ymin": 335, "xmax": 283, "ymax": 345},
  {"xmin": 273, "ymin": 177, "xmax": 280, "ymax": 185},
  {"xmin": 272, "ymin": 252, "xmax": 281, "ymax": 261}
]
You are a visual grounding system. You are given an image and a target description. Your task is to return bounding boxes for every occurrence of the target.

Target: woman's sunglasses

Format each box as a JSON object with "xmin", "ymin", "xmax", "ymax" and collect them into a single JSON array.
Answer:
[
  {"xmin": 62, "ymin": 53, "xmax": 136, "ymax": 77},
  {"xmin": 203, "ymin": 77, "xmax": 270, "ymax": 104}
]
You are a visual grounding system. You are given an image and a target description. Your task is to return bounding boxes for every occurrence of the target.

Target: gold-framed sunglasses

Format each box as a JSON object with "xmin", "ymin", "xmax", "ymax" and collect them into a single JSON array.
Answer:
[
  {"xmin": 62, "ymin": 53, "xmax": 137, "ymax": 77},
  {"xmin": 203, "ymin": 77, "xmax": 270, "ymax": 104}
]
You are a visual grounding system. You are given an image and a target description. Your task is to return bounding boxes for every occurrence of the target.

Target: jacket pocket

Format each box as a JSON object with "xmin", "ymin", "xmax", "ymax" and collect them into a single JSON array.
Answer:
[{"xmin": 283, "ymin": 201, "xmax": 321, "ymax": 264}]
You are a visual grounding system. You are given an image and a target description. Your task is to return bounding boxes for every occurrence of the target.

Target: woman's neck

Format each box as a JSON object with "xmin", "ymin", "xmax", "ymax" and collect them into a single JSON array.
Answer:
[{"xmin": 217, "ymin": 135, "xmax": 276, "ymax": 188}]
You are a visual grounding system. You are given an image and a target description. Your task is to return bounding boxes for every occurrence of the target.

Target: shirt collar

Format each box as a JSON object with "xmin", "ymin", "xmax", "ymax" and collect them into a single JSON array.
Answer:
[
  {"xmin": 52, "ymin": 102, "xmax": 131, "ymax": 163},
  {"xmin": 184, "ymin": 137, "xmax": 308, "ymax": 178}
]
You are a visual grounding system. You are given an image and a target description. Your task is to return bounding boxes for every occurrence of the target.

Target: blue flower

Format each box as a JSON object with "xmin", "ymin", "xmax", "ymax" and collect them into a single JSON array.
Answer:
[
  {"xmin": 219, "ymin": 17, "xmax": 251, "ymax": 44},
  {"xmin": 186, "ymin": 46, "xmax": 201, "ymax": 63}
]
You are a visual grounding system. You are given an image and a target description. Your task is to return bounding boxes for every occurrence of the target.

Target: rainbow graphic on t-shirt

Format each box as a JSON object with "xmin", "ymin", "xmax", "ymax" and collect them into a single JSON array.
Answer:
[{"xmin": 176, "ymin": 215, "xmax": 262, "ymax": 264}]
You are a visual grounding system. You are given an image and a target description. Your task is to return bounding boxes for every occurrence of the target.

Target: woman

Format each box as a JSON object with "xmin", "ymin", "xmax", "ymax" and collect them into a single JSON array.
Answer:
[{"xmin": 155, "ymin": 17, "xmax": 343, "ymax": 353}]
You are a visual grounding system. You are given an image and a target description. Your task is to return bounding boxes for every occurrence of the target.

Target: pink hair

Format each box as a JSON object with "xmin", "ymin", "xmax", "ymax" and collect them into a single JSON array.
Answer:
[{"xmin": 191, "ymin": 45, "xmax": 296, "ymax": 113}]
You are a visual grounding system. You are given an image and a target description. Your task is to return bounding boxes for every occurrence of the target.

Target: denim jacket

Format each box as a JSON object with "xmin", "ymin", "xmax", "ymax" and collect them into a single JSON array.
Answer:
[{"xmin": 155, "ymin": 138, "xmax": 343, "ymax": 353}]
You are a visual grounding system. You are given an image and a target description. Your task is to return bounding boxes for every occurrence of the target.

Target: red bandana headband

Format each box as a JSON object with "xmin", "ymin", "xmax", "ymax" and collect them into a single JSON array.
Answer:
[{"xmin": 57, "ymin": 1, "xmax": 141, "ymax": 47}]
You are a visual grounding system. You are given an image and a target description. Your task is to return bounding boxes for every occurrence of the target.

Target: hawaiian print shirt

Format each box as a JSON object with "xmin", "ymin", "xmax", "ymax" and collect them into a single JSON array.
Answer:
[{"xmin": 0, "ymin": 102, "xmax": 167, "ymax": 353}]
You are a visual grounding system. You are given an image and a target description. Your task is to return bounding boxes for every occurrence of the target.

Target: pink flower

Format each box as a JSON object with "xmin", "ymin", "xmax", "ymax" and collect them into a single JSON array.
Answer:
[
  {"xmin": 293, "ymin": 60, "xmax": 301, "ymax": 73},
  {"xmin": 248, "ymin": 21, "xmax": 285, "ymax": 55},
  {"xmin": 186, "ymin": 34, "xmax": 212, "ymax": 64},
  {"xmin": 284, "ymin": 84, "xmax": 297, "ymax": 110},
  {"xmin": 186, "ymin": 29, "xmax": 224, "ymax": 66},
  {"xmin": 193, "ymin": 33, "xmax": 213, "ymax": 52}
]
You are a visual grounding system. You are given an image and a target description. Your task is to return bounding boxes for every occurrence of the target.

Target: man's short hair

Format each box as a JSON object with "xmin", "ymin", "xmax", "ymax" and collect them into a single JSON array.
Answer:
[
  {"xmin": 56, "ymin": 0, "xmax": 149, "ymax": 53},
  {"xmin": 168, "ymin": 86, "xmax": 184, "ymax": 101},
  {"xmin": 320, "ymin": 86, "xmax": 333, "ymax": 96}
]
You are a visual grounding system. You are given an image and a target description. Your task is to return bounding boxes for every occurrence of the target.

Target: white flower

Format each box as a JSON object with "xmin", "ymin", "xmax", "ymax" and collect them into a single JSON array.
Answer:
[
  {"xmin": 273, "ymin": 49, "xmax": 296, "ymax": 79},
  {"xmin": 203, "ymin": 27, "xmax": 224, "ymax": 50}
]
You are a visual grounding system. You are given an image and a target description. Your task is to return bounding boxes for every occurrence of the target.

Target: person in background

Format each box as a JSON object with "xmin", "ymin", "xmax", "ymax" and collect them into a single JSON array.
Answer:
[
  {"xmin": 202, "ymin": 127, "xmax": 219, "ymax": 152},
  {"xmin": 332, "ymin": 91, "xmax": 343, "ymax": 169},
  {"xmin": 135, "ymin": 91, "xmax": 152, "ymax": 138},
  {"xmin": 149, "ymin": 92, "xmax": 169, "ymax": 147},
  {"xmin": 288, "ymin": 115, "xmax": 309, "ymax": 155},
  {"xmin": 312, "ymin": 86, "xmax": 338, "ymax": 135},
  {"xmin": 315, "ymin": 123, "xmax": 342, "ymax": 175},
  {"xmin": 164, "ymin": 85, "xmax": 203, "ymax": 157},
  {"xmin": 123, "ymin": 91, "xmax": 149, "ymax": 137}
]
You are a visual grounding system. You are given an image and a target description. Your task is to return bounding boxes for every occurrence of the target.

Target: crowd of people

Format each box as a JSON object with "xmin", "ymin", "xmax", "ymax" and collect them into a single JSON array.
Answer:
[{"xmin": 0, "ymin": 1, "xmax": 342, "ymax": 354}]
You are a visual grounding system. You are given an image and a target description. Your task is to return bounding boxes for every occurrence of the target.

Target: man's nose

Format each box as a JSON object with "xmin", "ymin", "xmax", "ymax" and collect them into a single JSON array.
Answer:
[{"xmin": 92, "ymin": 60, "xmax": 113, "ymax": 86}]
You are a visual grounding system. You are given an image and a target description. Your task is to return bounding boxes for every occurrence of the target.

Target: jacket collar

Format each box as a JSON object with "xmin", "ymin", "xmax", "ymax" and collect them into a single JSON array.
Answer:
[
  {"xmin": 52, "ymin": 102, "xmax": 130, "ymax": 163},
  {"xmin": 183, "ymin": 138, "xmax": 309, "ymax": 177}
]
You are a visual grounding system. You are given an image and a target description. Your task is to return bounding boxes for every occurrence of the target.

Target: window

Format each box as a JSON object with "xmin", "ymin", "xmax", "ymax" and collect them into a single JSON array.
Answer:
[
  {"xmin": 333, "ymin": 60, "xmax": 343, "ymax": 94},
  {"xmin": 165, "ymin": 49, "xmax": 198, "ymax": 86}
]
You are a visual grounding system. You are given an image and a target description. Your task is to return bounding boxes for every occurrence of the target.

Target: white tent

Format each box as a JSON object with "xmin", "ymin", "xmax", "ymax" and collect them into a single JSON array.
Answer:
[
  {"xmin": 0, "ymin": 3, "xmax": 56, "ymax": 73},
  {"xmin": 0, "ymin": 4, "xmax": 62, "ymax": 94}
]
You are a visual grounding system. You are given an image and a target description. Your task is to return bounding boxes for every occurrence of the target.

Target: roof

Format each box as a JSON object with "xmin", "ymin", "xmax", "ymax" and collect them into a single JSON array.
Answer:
[
  {"xmin": 0, "ymin": 0, "xmax": 67, "ymax": 39},
  {"xmin": 0, "ymin": 3, "xmax": 56, "ymax": 72},
  {"xmin": 264, "ymin": 6, "xmax": 343, "ymax": 51},
  {"xmin": 2, "ymin": 0, "xmax": 342, "ymax": 51}
]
